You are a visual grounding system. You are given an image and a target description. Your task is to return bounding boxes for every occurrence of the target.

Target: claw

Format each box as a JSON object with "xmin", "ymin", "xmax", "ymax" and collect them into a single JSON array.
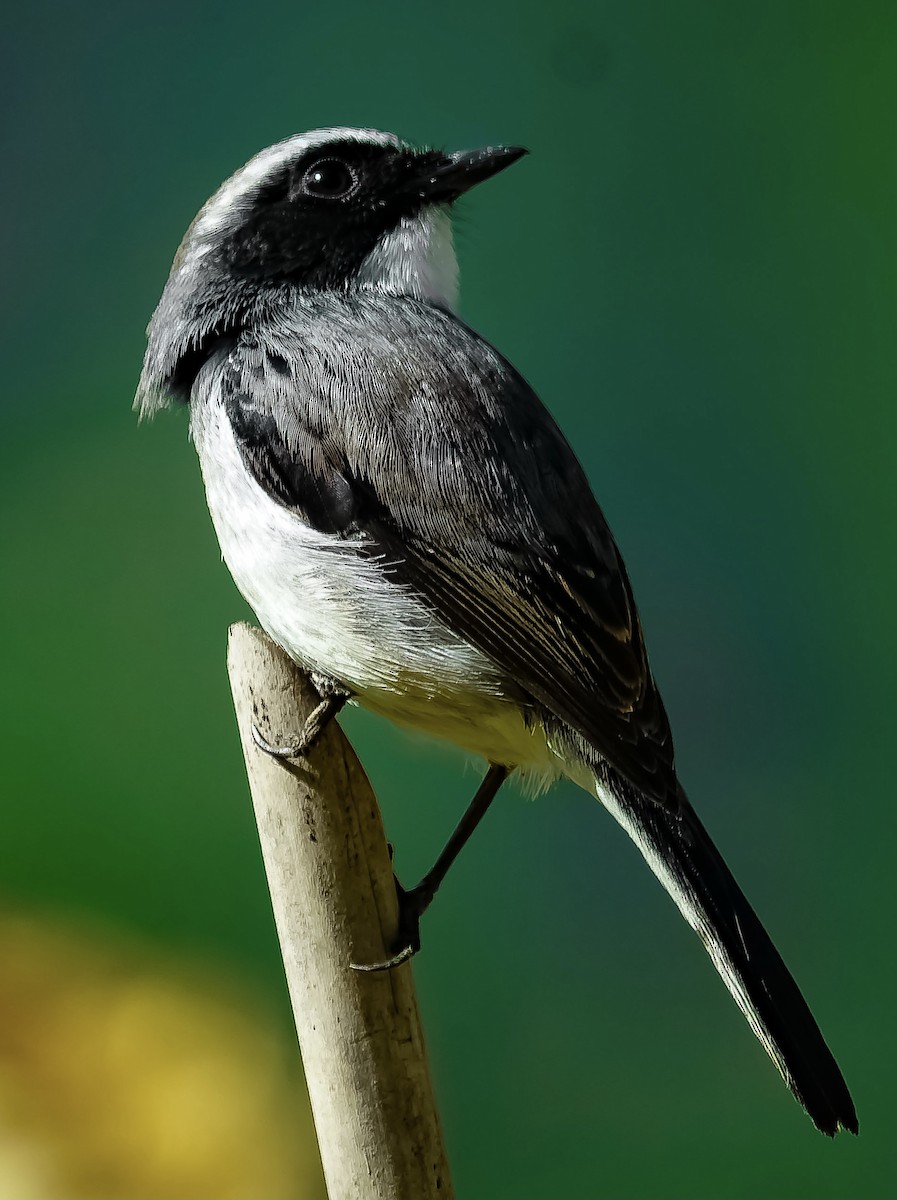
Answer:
[
  {"xmin": 350, "ymin": 880, "xmax": 428, "ymax": 973},
  {"xmin": 351, "ymin": 943, "xmax": 418, "ymax": 973},
  {"xmin": 251, "ymin": 722, "xmax": 308, "ymax": 758},
  {"xmin": 251, "ymin": 685, "xmax": 349, "ymax": 761}
]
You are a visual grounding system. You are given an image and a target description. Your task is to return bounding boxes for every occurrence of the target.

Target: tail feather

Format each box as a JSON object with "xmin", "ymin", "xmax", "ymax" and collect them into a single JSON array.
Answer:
[{"xmin": 595, "ymin": 776, "xmax": 857, "ymax": 1136}]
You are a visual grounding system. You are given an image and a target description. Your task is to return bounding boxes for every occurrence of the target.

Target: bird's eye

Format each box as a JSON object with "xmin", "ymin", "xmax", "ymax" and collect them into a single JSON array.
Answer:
[{"xmin": 301, "ymin": 158, "xmax": 358, "ymax": 200}]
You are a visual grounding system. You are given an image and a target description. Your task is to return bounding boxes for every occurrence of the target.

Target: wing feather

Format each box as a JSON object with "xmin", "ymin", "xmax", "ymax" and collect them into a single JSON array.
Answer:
[{"xmin": 218, "ymin": 294, "xmax": 679, "ymax": 806}]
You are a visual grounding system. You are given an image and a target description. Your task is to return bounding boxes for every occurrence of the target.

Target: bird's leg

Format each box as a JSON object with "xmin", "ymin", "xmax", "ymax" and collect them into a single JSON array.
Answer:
[
  {"xmin": 252, "ymin": 673, "xmax": 351, "ymax": 758},
  {"xmin": 352, "ymin": 763, "xmax": 509, "ymax": 972}
]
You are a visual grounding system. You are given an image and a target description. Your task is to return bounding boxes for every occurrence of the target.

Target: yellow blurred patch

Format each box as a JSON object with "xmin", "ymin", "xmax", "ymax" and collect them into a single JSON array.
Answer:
[{"xmin": 0, "ymin": 912, "xmax": 323, "ymax": 1199}]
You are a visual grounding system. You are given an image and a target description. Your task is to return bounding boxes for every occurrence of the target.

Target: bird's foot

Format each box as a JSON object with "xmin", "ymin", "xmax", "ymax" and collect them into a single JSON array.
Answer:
[
  {"xmin": 251, "ymin": 679, "xmax": 350, "ymax": 760},
  {"xmin": 351, "ymin": 877, "xmax": 434, "ymax": 973}
]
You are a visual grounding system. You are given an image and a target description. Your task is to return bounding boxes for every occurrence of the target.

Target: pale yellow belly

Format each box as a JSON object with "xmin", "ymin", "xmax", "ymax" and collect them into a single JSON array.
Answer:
[{"xmin": 355, "ymin": 678, "xmax": 567, "ymax": 793}]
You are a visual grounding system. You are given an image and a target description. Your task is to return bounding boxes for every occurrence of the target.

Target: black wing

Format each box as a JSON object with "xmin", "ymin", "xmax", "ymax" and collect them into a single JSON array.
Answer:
[{"xmin": 219, "ymin": 296, "xmax": 678, "ymax": 807}]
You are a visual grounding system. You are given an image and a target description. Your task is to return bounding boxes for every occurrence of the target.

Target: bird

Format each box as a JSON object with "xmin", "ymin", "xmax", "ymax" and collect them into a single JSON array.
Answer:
[{"xmin": 135, "ymin": 126, "xmax": 857, "ymax": 1137}]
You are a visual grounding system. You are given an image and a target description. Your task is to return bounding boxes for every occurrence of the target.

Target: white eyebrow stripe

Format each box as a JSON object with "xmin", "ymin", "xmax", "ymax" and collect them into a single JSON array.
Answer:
[{"xmin": 193, "ymin": 128, "xmax": 403, "ymax": 241}]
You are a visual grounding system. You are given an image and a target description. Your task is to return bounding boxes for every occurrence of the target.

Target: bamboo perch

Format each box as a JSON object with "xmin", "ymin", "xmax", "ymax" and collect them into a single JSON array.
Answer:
[{"xmin": 227, "ymin": 622, "xmax": 453, "ymax": 1200}]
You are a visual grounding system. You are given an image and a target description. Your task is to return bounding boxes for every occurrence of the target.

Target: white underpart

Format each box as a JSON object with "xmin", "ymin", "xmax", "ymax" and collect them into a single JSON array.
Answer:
[
  {"xmin": 191, "ymin": 389, "xmax": 565, "ymax": 789},
  {"xmin": 357, "ymin": 207, "xmax": 459, "ymax": 310}
]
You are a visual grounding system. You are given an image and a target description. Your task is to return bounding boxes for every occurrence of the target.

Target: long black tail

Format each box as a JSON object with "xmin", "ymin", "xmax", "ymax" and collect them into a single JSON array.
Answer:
[{"xmin": 596, "ymin": 776, "xmax": 857, "ymax": 1136}]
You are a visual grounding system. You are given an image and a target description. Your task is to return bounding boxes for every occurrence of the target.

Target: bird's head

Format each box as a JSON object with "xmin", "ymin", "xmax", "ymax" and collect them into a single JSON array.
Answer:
[{"xmin": 135, "ymin": 127, "xmax": 526, "ymax": 417}]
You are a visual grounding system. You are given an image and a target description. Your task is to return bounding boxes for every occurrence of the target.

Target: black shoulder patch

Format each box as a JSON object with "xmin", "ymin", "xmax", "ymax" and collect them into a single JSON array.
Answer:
[{"xmin": 225, "ymin": 394, "xmax": 360, "ymax": 535}]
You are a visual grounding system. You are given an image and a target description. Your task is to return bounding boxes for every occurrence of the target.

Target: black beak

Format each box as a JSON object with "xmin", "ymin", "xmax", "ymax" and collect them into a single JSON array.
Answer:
[{"xmin": 417, "ymin": 145, "xmax": 528, "ymax": 202}]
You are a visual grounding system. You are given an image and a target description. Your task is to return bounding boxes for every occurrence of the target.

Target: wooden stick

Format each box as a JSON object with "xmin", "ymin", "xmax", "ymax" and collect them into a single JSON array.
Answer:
[{"xmin": 227, "ymin": 623, "xmax": 453, "ymax": 1200}]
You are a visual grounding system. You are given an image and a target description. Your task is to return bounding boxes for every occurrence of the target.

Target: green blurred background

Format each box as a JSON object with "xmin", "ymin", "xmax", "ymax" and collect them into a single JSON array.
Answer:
[{"xmin": 2, "ymin": 0, "xmax": 895, "ymax": 1196}]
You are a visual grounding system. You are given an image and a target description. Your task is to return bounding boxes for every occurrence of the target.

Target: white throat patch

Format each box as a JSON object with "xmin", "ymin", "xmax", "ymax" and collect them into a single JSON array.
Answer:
[{"xmin": 356, "ymin": 206, "xmax": 459, "ymax": 310}]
